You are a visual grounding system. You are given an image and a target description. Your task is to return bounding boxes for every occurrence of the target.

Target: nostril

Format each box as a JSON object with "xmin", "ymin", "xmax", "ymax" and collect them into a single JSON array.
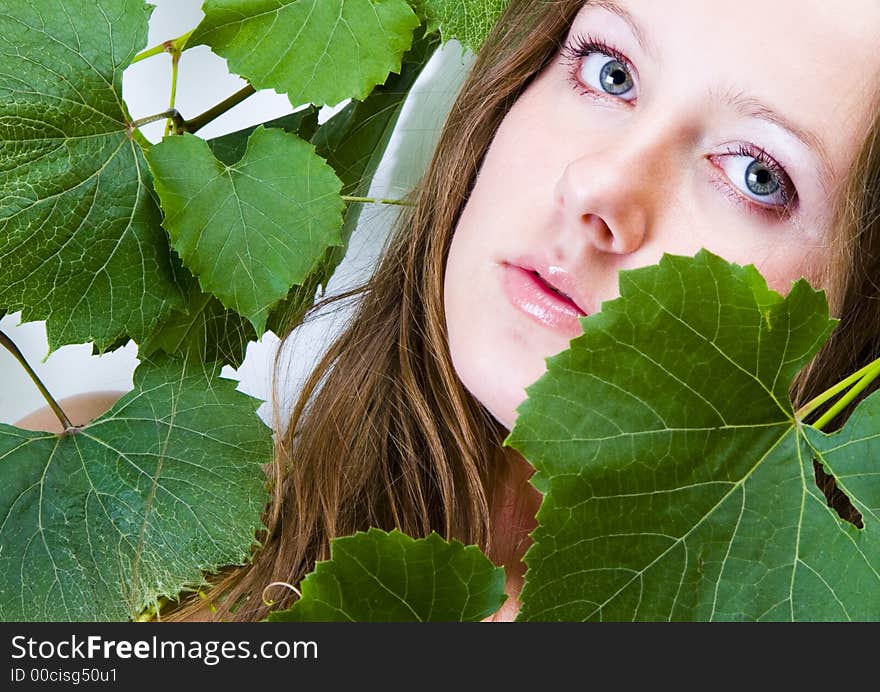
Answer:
[{"xmin": 582, "ymin": 213, "xmax": 615, "ymax": 247}]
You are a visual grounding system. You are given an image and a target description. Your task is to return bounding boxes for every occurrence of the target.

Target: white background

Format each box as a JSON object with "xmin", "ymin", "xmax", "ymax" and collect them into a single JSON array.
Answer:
[{"xmin": 0, "ymin": 0, "xmax": 471, "ymax": 427}]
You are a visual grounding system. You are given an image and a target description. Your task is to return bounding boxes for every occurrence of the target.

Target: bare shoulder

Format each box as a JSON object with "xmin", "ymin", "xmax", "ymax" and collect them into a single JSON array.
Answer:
[{"xmin": 13, "ymin": 390, "xmax": 128, "ymax": 433}]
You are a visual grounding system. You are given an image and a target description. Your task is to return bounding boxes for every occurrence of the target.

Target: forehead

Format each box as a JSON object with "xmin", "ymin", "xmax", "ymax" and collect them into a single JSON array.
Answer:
[
  {"xmin": 570, "ymin": 0, "xmax": 880, "ymax": 171},
  {"xmin": 573, "ymin": 0, "xmax": 880, "ymax": 66}
]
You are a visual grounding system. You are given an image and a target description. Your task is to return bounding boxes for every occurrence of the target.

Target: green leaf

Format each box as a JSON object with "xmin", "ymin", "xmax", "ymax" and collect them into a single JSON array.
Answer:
[
  {"xmin": 139, "ymin": 252, "xmax": 322, "ymax": 369},
  {"xmin": 0, "ymin": 357, "xmax": 271, "ymax": 621},
  {"xmin": 800, "ymin": 407, "xmax": 880, "ymax": 620},
  {"xmin": 268, "ymin": 32, "xmax": 437, "ymax": 337},
  {"xmin": 142, "ymin": 28, "xmax": 435, "ymax": 358},
  {"xmin": 191, "ymin": 0, "xmax": 420, "ymax": 107},
  {"xmin": 505, "ymin": 250, "xmax": 880, "ymax": 621},
  {"xmin": 137, "ymin": 264, "xmax": 258, "ymax": 368},
  {"xmin": 312, "ymin": 33, "xmax": 438, "ymax": 195},
  {"xmin": 139, "ymin": 109, "xmax": 321, "ymax": 367},
  {"xmin": 0, "ymin": 0, "xmax": 183, "ymax": 353},
  {"xmin": 265, "ymin": 247, "xmax": 335, "ymax": 337},
  {"xmin": 146, "ymin": 128, "xmax": 345, "ymax": 333},
  {"xmin": 267, "ymin": 529, "xmax": 506, "ymax": 621},
  {"xmin": 207, "ymin": 106, "xmax": 320, "ymax": 167},
  {"xmin": 413, "ymin": 0, "xmax": 509, "ymax": 51}
]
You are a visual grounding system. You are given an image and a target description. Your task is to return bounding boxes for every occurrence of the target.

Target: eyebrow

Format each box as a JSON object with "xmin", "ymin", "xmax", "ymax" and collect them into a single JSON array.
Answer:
[
  {"xmin": 588, "ymin": 0, "xmax": 836, "ymax": 194},
  {"xmin": 589, "ymin": 0, "xmax": 660, "ymax": 61}
]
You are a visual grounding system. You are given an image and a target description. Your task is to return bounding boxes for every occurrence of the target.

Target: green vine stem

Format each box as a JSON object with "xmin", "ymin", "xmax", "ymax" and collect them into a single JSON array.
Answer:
[
  {"xmin": 0, "ymin": 329, "xmax": 73, "ymax": 431},
  {"xmin": 129, "ymin": 84, "xmax": 256, "ymax": 138},
  {"xmin": 811, "ymin": 358, "xmax": 880, "ymax": 431},
  {"xmin": 128, "ymin": 82, "xmax": 255, "ymax": 138},
  {"xmin": 796, "ymin": 358, "xmax": 880, "ymax": 421},
  {"xmin": 182, "ymin": 84, "xmax": 257, "ymax": 134},
  {"xmin": 341, "ymin": 195, "xmax": 415, "ymax": 207},
  {"xmin": 130, "ymin": 30, "xmax": 194, "ymax": 65},
  {"xmin": 129, "ymin": 108, "xmax": 185, "ymax": 133},
  {"xmin": 163, "ymin": 42, "xmax": 183, "ymax": 136}
]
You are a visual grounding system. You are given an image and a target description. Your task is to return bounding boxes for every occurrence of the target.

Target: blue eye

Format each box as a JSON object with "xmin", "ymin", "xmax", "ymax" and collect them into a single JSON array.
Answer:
[
  {"xmin": 563, "ymin": 35, "xmax": 638, "ymax": 102},
  {"xmin": 746, "ymin": 160, "xmax": 780, "ymax": 196},
  {"xmin": 715, "ymin": 146, "xmax": 795, "ymax": 209},
  {"xmin": 579, "ymin": 52, "xmax": 636, "ymax": 100}
]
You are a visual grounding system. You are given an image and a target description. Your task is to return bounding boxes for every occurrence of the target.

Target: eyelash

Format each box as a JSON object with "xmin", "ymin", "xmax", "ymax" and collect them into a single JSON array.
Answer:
[
  {"xmin": 713, "ymin": 144, "xmax": 797, "ymax": 219},
  {"xmin": 562, "ymin": 33, "xmax": 636, "ymax": 101},
  {"xmin": 560, "ymin": 33, "xmax": 799, "ymax": 220}
]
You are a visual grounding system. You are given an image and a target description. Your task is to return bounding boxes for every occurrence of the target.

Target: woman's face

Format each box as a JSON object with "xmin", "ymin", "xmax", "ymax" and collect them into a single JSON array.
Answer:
[{"xmin": 444, "ymin": 0, "xmax": 880, "ymax": 431}]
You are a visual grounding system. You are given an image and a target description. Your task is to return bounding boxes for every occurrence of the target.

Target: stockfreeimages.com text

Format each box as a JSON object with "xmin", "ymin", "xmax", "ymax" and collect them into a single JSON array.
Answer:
[{"xmin": 11, "ymin": 634, "xmax": 317, "ymax": 666}]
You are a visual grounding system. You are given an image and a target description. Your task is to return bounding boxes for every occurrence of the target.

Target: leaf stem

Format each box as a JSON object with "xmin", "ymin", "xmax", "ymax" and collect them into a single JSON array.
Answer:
[
  {"xmin": 0, "ymin": 329, "xmax": 73, "ymax": 431},
  {"xmin": 164, "ymin": 49, "xmax": 182, "ymax": 137},
  {"xmin": 129, "ymin": 84, "xmax": 256, "ymax": 138},
  {"xmin": 129, "ymin": 109, "xmax": 185, "ymax": 131},
  {"xmin": 183, "ymin": 85, "xmax": 257, "ymax": 134},
  {"xmin": 341, "ymin": 195, "xmax": 415, "ymax": 207},
  {"xmin": 130, "ymin": 42, "xmax": 166, "ymax": 64},
  {"xmin": 795, "ymin": 357, "xmax": 880, "ymax": 421},
  {"xmin": 811, "ymin": 359, "xmax": 880, "ymax": 431},
  {"xmin": 131, "ymin": 30, "xmax": 194, "ymax": 65}
]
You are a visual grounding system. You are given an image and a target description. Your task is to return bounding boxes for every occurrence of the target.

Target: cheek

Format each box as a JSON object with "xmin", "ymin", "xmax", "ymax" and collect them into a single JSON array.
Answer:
[
  {"xmin": 443, "ymin": 234, "xmax": 470, "ymax": 367},
  {"xmin": 443, "ymin": 229, "xmax": 512, "ymax": 427},
  {"xmin": 662, "ymin": 192, "xmax": 833, "ymax": 301},
  {"xmin": 442, "ymin": 176, "xmax": 563, "ymax": 430},
  {"xmin": 752, "ymin": 242, "xmax": 829, "ymax": 298},
  {"xmin": 443, "ymin": 212, "xmax": 487, "ymax": 386}
]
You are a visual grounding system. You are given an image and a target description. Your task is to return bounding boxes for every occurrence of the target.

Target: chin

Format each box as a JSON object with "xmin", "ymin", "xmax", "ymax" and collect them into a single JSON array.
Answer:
[
  {"xmin": 487, "ymin": 407, "xmax": 515, "ymax": 432},
  {"xmin": 478, "ymin": 385, "xmax": 525, "ymax": 433}
]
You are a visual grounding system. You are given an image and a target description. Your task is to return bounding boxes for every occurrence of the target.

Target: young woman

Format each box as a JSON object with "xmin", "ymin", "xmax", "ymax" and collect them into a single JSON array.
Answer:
[
  {"xmin": 171, "ymin": 0, "xmax": 878, "ymax": 622},
  {"xmin": 35, "ymin": 0, "xmax": 880, "ymax": 621}
]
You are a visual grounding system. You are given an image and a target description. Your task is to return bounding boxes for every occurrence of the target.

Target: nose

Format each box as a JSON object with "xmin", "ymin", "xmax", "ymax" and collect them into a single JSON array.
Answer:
[{"xmin": 553, "ymin": 121, "xmax": 681, "ymax": 256}]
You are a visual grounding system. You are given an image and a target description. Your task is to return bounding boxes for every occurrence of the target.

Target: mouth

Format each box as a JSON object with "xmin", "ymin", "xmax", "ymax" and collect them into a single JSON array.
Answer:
[
  {"xmin": 528, "ymin": 270, "xmax": 586, "ymax": 315},
  {"xmin": 500, "ymin": 263, "xmax": 588, "ymax": 338}
]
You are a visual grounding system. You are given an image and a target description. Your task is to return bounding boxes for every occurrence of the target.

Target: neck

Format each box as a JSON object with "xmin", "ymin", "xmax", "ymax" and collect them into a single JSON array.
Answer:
[{"xmin": 486, "ymin": 447, "xmax": 542, "ymax": 621}]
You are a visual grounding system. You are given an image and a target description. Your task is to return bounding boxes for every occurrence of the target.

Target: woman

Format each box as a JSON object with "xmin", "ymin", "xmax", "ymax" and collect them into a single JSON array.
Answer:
[
  {"xmin": 177, "ymin": 0, "xmax": 878, "ymax": 622},
  {"xmin": 48, "ymin": 0, "xmax": 879, "ymax": 621}
]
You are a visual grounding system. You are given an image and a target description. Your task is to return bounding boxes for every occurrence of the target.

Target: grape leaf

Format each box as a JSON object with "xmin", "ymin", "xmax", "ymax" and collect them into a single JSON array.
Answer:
[
  {"xmin": 267, "ymin": 528, "xmax": 506, "ymax": 621},
  {"xmin": 190, "ymin": 0, "xmax": 420, "ymax": 107},
  {"xmin": 141, "ymin": 31, "xmax": 436, "ymax": 360},
  {"xmin": 801, "ymin": 407, "xmax": 880, "ymax": 622},
  {"xmin": 312, "ymin": 32, "xmax": 438, "ymax": 195},
  {"xmin": 265, "ymin": 33, "xmax": 439, "ymax": 336},
  {"xmin": 0, "ymin": 0, "xmax": 183, "ymax": 353},
  {"xmin": 507, "ymin": 250, "xmax": 880, "ymax": 621},
  {"xmin": 139, "ymin": 108, "xmax": 321, "ymax": 367},
  {"xmin": 207, "ymin": 107, "xmax": 320, "ymax": 168},
  {"xmin": 137, "ymin": 265, "xmax": 258, "ymax": 368},
  {"xmin": 145, "ymin": 127, "xmax": 345, "ymax": 333},
  {"xmin": 0, "ymin": 357, "xmax": 271, "ymax": 621},
  {"xmin": 412, "ymin": 0, "xmax": 509, "ymax": 51}
]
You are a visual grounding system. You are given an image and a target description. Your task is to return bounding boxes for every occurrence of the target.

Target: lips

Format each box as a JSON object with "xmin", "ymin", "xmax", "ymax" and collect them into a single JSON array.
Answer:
[
  {"xmin": 501, "ymin": 263, "xmax": 589, "ymax": 338},
  {"xmin": 504, "ymin": 255, "xmax": 591, "ymax": 315},
  {"xmin": 528, "ymin": 270, "xmax": 584, "ymax": 314}
]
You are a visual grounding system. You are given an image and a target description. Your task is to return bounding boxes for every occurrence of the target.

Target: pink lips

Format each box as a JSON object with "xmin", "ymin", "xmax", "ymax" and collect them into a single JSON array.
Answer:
[{"xmin": 501, "ymin": 263, "xmax": 588, "ymax": 338}]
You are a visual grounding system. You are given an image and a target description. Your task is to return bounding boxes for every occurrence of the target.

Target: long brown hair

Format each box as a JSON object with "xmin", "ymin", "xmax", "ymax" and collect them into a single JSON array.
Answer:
[{"xmin": 170, "ymin": 0, "xmax": 880, "ymax": 621}]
